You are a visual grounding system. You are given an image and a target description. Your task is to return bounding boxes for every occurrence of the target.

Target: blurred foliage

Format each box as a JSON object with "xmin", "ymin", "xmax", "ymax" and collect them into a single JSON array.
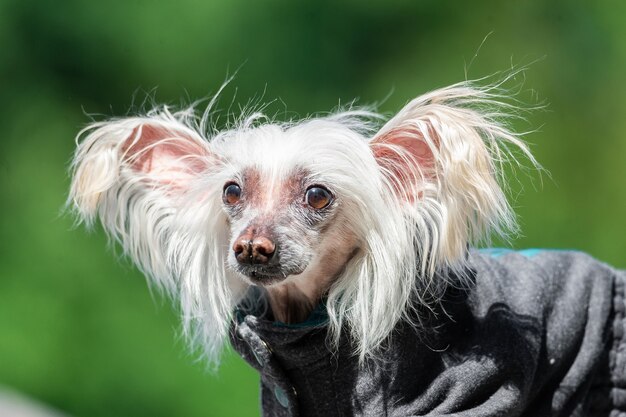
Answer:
[{"xmin": 0, "ymin": 0, "xmax": 624, "ymax": 416}]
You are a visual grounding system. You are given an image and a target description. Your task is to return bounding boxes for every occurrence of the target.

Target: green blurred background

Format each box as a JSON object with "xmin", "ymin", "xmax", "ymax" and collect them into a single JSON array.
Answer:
[{"xmin": 0, "ymin": 1, "xmax": 624, "ymax": 416}]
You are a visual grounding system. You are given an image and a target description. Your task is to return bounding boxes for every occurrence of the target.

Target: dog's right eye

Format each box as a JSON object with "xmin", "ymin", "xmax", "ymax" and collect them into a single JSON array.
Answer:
[{"xmin": 223, "ymin": 183, "xmax": 242, "ymax": 205}]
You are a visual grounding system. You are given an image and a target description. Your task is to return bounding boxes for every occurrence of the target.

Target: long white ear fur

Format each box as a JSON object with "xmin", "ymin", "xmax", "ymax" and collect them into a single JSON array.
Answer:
[
  {"xmin": 68, "ymin": 108, "xmax": 210, "ymax": 292},
  {"xmin": 371, "ymin": 82, "xmax": 538, "ymax": 275}
]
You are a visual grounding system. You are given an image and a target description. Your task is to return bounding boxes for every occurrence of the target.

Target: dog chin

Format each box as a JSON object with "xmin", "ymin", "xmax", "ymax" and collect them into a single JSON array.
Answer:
[
  {"xmin": 245, "ymin": 271, "xmax": 286, "ymax": 286},
  {"xmin": 237, "ymin": 265, "xmax": 310, "ymax": 287}
]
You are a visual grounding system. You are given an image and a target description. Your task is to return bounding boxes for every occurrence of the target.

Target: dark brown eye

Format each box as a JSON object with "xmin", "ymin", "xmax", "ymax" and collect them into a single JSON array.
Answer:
[
  {"xmin": 223, "ymin": 183, "xmax": 242, "ymax": 205},
  {"xmin": 305, "ymin": 186, "xmax": 333, "ymax": 209}
]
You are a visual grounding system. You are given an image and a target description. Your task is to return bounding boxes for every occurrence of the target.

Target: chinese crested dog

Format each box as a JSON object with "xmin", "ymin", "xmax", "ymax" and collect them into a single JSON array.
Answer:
[{"xmin": 68, "ymin": 81, "xmax": 625, "ymax": 416}]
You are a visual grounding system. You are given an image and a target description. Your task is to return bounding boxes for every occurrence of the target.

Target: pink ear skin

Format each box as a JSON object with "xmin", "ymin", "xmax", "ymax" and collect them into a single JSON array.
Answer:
[
  {"xmin": 371, "ymin": 126, "xmax": 436, "ymax": 201},
  {"xmin": 121, "ymin": 124, "xmax": 211, "ymax": 190}
]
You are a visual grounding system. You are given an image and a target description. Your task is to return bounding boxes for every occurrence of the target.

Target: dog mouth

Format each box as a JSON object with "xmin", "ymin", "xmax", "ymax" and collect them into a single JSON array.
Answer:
[
  {"xmin": 236, "ymin": 266, "xmax": 288, "ymax": 286},
  {"xmin": 248, "ymin": 271, "xmax": 285, "ymax": 285}
]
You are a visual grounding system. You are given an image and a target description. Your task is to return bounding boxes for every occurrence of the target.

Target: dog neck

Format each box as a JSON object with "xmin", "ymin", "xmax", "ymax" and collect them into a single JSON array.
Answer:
[
  {"xmin": 266, "ymin": 282, "xmax": 319, "ymax": 323},
  {"xmin": 265, "ymin": 246, "xmax": 360, "ymax": 324}
]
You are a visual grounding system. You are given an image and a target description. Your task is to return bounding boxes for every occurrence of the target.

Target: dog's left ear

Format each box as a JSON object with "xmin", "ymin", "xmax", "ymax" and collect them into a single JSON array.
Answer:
[{"xmin": 370, "ymin": 85, "xmax": 531, "ymax": 265}]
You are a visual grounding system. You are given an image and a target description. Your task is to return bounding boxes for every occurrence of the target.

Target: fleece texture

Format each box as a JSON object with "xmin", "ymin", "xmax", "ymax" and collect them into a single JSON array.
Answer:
[{"xmin": 229, "ymin": 250, "xmax": 626, "ymax": 417}]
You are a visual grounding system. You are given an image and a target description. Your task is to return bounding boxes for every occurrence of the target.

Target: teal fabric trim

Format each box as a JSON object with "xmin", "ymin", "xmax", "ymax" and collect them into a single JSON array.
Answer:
[
  {"xmin": 234, "ymin": 308, "xmax": 246, "ymax": 324},
  {"xmin": 479, "ymin": 248, "xmax": 579, "ymax": 258},
  {"xmin": 519, "ymin": 248, "xmax": 543, "ymax": 258}
]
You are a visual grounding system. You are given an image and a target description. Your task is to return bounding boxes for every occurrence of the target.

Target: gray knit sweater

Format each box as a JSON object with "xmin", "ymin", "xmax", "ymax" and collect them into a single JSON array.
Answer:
[{"xmin": 229, "ymin": 250, "xmax": 626, "ymax": 416}]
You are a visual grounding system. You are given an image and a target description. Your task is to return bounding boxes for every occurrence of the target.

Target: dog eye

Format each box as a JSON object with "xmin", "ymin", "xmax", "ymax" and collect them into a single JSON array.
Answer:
[
  {"xmin": 305, "ymin": 186, "xmax": 333, "ymax": 209},
  {"xmin": 223, "ymin": 183, "xmax": 242, "ymax": 205}
]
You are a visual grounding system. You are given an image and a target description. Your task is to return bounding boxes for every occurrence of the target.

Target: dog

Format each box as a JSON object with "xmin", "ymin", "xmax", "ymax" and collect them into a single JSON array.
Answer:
[{"xmin": 68, "ymin": 81, "xmax": 625, "ymax": 416}]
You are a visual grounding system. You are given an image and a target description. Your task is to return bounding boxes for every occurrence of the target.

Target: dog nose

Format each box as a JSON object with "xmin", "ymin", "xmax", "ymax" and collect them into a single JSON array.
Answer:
[{"xmin": 233, "ymin": 236, "xmax": 276, "ymax": 265}]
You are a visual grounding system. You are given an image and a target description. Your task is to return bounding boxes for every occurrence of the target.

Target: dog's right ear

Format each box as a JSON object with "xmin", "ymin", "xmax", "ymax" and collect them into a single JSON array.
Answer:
[
  {"xmin": 70, "ymin": 112, "xmax": 242, "ymax": 365},
  {"xmin": 68, "ymin": 110, "xmax": 217, "ymax": 296},
  {"xmin": 69, "ymin": 112, "xmax": 212, "ymax": 226}
]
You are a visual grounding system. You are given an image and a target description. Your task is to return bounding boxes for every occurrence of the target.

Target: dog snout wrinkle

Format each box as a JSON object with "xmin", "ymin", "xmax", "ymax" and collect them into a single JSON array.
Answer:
[{"xmin": 234, "ymin": 235, "xmax": 276, "ymax": 265}]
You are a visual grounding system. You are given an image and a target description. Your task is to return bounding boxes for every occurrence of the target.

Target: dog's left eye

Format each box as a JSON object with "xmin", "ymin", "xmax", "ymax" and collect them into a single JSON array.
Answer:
[{"xmin": 305, "ymin": 186, "xmax": 333, "ymax": 209}]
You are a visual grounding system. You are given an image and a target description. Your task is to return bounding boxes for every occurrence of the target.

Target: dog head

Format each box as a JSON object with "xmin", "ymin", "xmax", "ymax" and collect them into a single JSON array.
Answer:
[{"xmin": 68, "ymin": 82, "xmax": 535, "ymax": 365}]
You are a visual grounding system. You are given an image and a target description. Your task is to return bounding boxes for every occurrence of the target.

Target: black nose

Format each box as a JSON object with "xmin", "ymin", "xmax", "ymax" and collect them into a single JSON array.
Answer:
[{"xmin": 233, "ymin": 236, "xmax": 276, "ymax": 265}]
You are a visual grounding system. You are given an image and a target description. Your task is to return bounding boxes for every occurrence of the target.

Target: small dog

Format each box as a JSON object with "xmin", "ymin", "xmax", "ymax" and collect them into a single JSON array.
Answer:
[{"xmin": 69, "ymin": 82, "xmax": 624, "ymax": 416}]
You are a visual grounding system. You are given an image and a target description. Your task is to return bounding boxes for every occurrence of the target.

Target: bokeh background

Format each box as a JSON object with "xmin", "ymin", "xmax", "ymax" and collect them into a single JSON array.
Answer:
[{"xmin": 1, "ymin": 1, "xmax": 624, "ymax": 416}]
